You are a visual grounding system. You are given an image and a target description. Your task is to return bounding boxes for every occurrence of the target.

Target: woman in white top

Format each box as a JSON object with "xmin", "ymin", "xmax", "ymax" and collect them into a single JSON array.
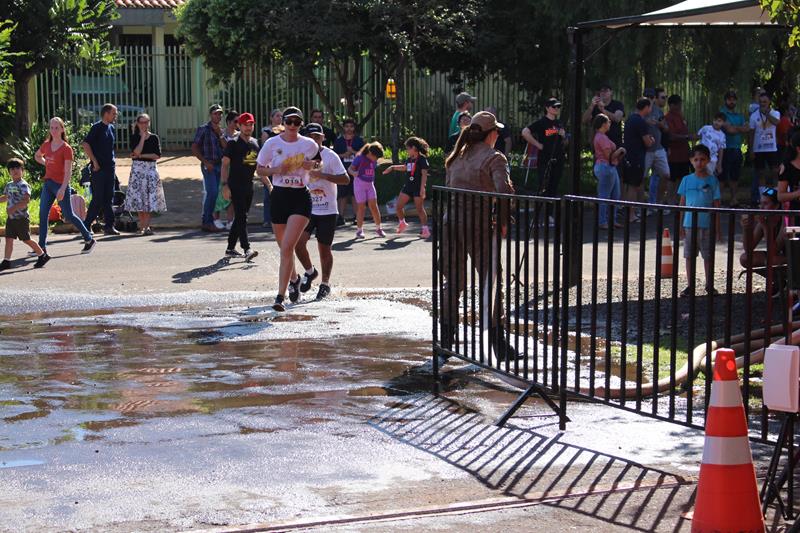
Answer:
[{"xmin": 256, "ymin": 106, "xmax": 320, "ymax": 311}]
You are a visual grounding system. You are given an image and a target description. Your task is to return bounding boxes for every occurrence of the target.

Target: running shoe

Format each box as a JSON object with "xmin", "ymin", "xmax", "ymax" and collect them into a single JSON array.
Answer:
[
  {"xmin": 376, "ymin": 228, "xmax": 386, "ymax": 238},
  {"xmin": 397, "ymin": 220, "xmax": 408, "ymax": 233},
  {"xmin": 81, "ymin": 239, "xmax": 96, "ymax": 254},
  {"xmin": 0, "ymin": 259, "xmax": 9, "ymax": 271},
  {"xmin": 420, "ymin": 226, "xmax": 431, "ymax": 239},
  {"xmin": 244, "ymin": 249, "xmax": 259, "ymax": 263},
  {"xmin": 225, "ymin": 221, "xmax": 233, "ymax": 230},
  {"xmin": 355, "ymin": 228, "xmax": 365, "ymax": 239},
  {"xmin": 33, "ymin": 253, "xmax": 50, "ymax": 269},
  {"xmin": 143, "ymin": 227, "xmax": 154, "ymax": 236},
  {"xmin": 213, "ymin": 219, "xmax": 226, "ymax": 230},
  {"xmin": 27, "ymin": 251, "xmax": 38, "ymax": 257},
  {"xmin": 288, "ymin": 275, "xmax": 301, "ymax": 303},
  {"xmin": 316, "ymin": 283, "xmax": 331, "ymax": 301},
  {"xmin": 272, "ymin": 294, "xmax": 286, "ymax": 312},
  {"xmin": 225, "ymin": 249, "xmax": 243, "ymax": 258},
  {"xmin": 300, "ymin": 268, "xmax": 318, "ymax": 292}
]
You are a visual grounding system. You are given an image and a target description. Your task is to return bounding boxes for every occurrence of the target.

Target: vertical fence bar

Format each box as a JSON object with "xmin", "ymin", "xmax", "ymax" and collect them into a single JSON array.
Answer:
[
  {"xmin": 574, "ymin": 202, "xmax": 584, "ymax": 392},
  {"xmin": 704, "ymin": 209, "xmax": 717, "ymax": 421},
  {"xmin": 432, "ymin": 190, "xmax": 440, "ymax": 387},
  {"xmin": 551, "ymin": 200, "xmax": 561, "ymax": 391},
  {"xmin": 725, "ymin": 211, "xmax": 735, "ymax": 349},
  {"xmin": 559, "ymin": 198, "xmax": 570, "ymax": 430},
  {"xmin": 653, "ymin": 210, "xmax": 664, "ymax": 415},
  {"xmin": 687, "ymin": 212, "xmax": 698, "ymax": 425},
  {"xmin": 590, "ymin": 201, "xmax": 600, "ymax": 396},
  {"xmin": 636, "ymin": 210, "xmax": 647, "ymax": 411},
  {"xmin": 514, "ymin": 197, "xmax": 521, "ymax": 376},
  {"xmin": 533, "ymin": 201, "xmax": 540, "ymax": 381},
  {"xmin": 470, "ymin": 193, "xmax": 477, "ymax": 362},
  {"xmin": 669, "ymin": 209, "xmax": 681, "ymax": 418},
  {"xmin": 604, "ymin": 210, "xmax": 615, "ymax": 402},
  {"xmin": 543, "ymin": 204, "xmax": 551, "ymax": 386},
  {"xmin": 620, "ymin": 208, "xmax": 631, "ymax": 406},
  {"xmin": 523, "ymin": 198, "xmax": 530, "ymax": 382}
]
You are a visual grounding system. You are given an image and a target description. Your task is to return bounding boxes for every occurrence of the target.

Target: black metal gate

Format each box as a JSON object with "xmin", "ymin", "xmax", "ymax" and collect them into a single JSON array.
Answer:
[{"xmin": 432, "ymin": 186, "xmax": 797, "ymax": 442}]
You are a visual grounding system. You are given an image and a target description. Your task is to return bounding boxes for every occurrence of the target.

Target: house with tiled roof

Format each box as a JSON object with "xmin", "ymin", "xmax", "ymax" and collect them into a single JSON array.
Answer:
[{"xmin": 35, "ymin": 0, "xmax": 212, "ymax": 148}]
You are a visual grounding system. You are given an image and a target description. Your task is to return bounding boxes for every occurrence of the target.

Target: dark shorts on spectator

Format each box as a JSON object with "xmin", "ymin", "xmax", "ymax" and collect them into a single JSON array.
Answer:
[
  {"xmin": 4, "ymin": 218, "xmax": 31, "ymax": 241},
  {"xmin": 684, "ymin": 228, "xmax": 713, "ymax": 259},
  {"xmin": 623, "ymin": 163, "xmax": 645, "ymax": 187},
  {"xmin": 720, "ymin": 148, "xmax": 743, "ymax": 182},
  {"xmin": 753, "ymin": 151, "xmax": 780, "ymax": 170},
  {"xmin": 669, "ymin": 161, "xmax": 692, "ymax": 182}
]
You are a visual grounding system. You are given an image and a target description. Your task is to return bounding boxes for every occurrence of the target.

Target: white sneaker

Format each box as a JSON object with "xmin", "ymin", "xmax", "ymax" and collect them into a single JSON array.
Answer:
[
  {"xmin": 225, "ymin": 221, "xmax": 233, "ymax": 230},
  {"xmin": 213, "ymin": 219, "xmax": 226, "ymax": 230}
]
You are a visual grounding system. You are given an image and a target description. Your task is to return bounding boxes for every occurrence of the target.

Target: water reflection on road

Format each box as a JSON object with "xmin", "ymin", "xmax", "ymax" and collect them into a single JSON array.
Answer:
[{"xmin": 0, "ymin": 305, "xmax": 452, "ymax": 452}]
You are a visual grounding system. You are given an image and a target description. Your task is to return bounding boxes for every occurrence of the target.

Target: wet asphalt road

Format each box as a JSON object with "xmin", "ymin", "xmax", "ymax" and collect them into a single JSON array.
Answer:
[
  {"xmin": 0, "ymin": 294, "xmax": 749, "ymax": 533},
  {"xmin": 0, "ymin": 230, "xmax": 792, "ymax": 532}
]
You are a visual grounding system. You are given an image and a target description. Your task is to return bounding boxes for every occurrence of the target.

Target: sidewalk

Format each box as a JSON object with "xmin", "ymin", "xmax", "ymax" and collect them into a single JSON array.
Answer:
[{"xmin": 113, "ymin": 153, "xmax": 424, "ymax": 230}]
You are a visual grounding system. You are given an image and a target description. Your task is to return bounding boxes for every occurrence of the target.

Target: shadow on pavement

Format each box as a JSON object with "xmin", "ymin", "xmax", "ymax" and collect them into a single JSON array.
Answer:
[
  {"xmin": 370, "ymin": 394, "xmax": 696, "ymax": 532},
  {"xmin": 171, "ymin": 257, "xmax": 256, "ymax": 283}
]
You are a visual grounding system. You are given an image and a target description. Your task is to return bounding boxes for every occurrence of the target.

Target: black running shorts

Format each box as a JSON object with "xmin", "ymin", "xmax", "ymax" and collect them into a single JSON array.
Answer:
[
  {"xmin": 304, "ymin": 213, "xmax": 337, "ymax": 246},
  {"xmin": 270, "ymin": 186, "xmax": 312, "ymax": 224}
]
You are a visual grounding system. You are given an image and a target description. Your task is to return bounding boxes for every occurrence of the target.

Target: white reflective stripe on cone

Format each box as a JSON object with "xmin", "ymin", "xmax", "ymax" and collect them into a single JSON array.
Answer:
[
  {"xmin": 709, "ymin": 379, "xmax": 744, "ymax": 408},
  {"xmin": 662, "ymin": 254, "xmax": 673, "ymax": 264},
  {"xmin": 701, "ymin": 436, "xmax": 753, "ymax": 465}
]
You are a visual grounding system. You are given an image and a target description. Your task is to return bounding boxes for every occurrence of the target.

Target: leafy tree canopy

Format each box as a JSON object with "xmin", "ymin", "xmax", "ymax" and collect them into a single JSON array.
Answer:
[{"xmin": 7, "ymin": 0, "xmax": 121, "ymax": 135}]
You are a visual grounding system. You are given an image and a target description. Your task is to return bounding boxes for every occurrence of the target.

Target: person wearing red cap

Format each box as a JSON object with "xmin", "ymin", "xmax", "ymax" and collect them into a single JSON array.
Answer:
[{"xmin": 221, "ymin": 112, "xmax": 260, "ymax": 262}]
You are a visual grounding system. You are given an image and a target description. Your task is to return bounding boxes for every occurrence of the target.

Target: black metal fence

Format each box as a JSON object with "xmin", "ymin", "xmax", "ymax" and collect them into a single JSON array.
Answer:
[{"xmin": 432, "ymin": 185, "xmax": 800, "ymax": 443}]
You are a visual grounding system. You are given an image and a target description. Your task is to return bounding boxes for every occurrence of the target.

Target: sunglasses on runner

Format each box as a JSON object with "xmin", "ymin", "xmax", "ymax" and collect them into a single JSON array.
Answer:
[{"xmin": 284, "ymin": 118, "xmax": 302, "ymax": 126}]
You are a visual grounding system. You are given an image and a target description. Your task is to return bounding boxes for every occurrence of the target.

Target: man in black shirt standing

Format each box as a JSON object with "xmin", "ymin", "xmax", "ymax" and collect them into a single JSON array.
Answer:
[
  {"xmin": 522, "ymin": 97, "xmax": 566, "ymax": 196},
  {"xmin": 221, "ymin": 112, "xmax": 260, "ymax": 262},
  {"xmin": 582, "ymin": 83, "xmax": 625, "ymax": 147}
]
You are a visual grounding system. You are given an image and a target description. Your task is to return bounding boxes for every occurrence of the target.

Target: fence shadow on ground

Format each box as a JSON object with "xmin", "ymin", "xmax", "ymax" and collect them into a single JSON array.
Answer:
[{"xmin": 369, "ymin": 392, "xmax": 697, "ymax": 532}]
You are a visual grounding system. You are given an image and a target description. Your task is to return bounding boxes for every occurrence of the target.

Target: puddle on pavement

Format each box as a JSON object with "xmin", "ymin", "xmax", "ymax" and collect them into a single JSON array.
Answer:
[{"xmin": 0, "ymin": 304, "xmax": 522, "ymax": 452}]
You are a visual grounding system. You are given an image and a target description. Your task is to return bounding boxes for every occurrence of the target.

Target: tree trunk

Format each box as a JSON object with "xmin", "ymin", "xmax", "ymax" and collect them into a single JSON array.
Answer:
[{"xmin": 13, "ymin": 71, "xmax": 33, "ymax": 138}]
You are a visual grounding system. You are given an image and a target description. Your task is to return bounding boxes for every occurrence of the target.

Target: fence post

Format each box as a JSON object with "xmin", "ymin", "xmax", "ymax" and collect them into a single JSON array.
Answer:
[
  {"xmin": 559, "ymin": 197, "xmax": 571, "ymax": 431},
  {"xmin": 431, "ymin": 188, "xmax": 440, "ymax": 392}
]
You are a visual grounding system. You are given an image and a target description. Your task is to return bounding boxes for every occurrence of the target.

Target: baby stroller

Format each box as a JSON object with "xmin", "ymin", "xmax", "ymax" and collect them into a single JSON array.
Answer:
[
  {"xmin": 84, "ymin": 171, "xmax": 138, "ymax": 233},
  {"xmin": 113, "ymin": 189, "xmax": 138, "ymax": 233}
]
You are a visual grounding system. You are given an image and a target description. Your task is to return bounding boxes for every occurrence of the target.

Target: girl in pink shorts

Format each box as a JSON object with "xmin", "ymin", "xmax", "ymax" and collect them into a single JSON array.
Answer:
[{"xmin": 348, "ymin": 142, "xmax": 386, "ymax": 238}]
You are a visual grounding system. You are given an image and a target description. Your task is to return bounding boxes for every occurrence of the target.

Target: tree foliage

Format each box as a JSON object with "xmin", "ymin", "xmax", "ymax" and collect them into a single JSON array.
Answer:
[
  {"xmin": 761, "ymin": 0, "xmax": 800, "ymax": 46},
  {"xmin": 176, "ymin": 0, "xmax": 476, "ymax": 138},
  {"xmin": 7, "ymin": 0, "xmax": 122, "ymax": 136}
]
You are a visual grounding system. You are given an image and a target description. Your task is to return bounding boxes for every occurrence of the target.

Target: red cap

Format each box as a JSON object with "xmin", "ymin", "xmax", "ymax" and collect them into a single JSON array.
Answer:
[{"xmin": 237, "ymin": 112, "xmax": 255, "ymax": 124}]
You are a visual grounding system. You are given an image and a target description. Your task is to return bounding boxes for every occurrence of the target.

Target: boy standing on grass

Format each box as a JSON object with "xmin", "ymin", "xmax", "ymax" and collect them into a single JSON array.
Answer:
[
  {"xmin": 0, "ymin": 158, "xmax": 49, "ymax": 271},
  {"xmin": 678, "ymin": 144, "xmax": 721, "ymax": 296}
]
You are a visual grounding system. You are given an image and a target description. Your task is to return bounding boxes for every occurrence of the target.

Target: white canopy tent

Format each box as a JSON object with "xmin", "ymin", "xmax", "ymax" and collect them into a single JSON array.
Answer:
[
  {"xmin": 578, "ymin": 0, "xmax": 777, "ymax": 29},
  {"xmin": 567, "ymin": 0, "xmax": 783, "ymax": 194}
]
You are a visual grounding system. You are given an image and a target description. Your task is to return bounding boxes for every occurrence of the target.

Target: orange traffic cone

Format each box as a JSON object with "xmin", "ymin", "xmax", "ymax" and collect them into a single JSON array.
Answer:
[
  {"xmin": 691, "ymin": 348, "xmax": 765, "ymax": 532},
  {"xmin": 661, "ymin": 228, "xmax": 673, "ymax": 278}
]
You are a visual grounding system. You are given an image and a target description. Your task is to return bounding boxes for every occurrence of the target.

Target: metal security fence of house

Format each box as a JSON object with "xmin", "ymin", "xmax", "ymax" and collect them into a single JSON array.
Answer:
[{"xmin": 35, "ymin": 46, "xmax": 534, "ymax": 150}]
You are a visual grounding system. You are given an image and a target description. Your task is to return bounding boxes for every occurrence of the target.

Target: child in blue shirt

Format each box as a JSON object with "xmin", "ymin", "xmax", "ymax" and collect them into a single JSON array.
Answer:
[{"xmin": 677, "ymin": 144, "xmax": 721, "ymax": 296}]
